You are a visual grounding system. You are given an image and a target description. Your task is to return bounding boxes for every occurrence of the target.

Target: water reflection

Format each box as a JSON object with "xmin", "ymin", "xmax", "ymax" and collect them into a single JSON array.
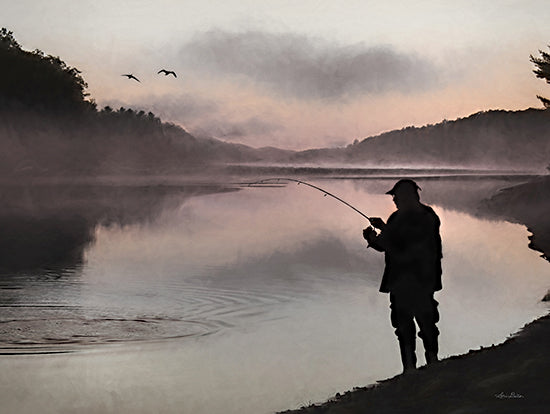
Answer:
[
  {"xmin": 0, "ymin": 183, "xmax": 234, "ymax": 274},
  {"xmin": 0, "ymin": 176, "xmax": 549, "ymax": 413},
  {"xmin": 1, "ymin": 177, "xmax": 548, "ymax": 351},
  {"xmin": 0, "ymin": 182, "xmax": 240, "ymax": 351}
]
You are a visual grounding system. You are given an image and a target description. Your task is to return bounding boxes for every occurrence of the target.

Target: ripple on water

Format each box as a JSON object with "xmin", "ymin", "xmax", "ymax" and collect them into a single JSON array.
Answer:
[{"xmin": 0, "ymin": 280, "xmax": 301, "ymax": 354}]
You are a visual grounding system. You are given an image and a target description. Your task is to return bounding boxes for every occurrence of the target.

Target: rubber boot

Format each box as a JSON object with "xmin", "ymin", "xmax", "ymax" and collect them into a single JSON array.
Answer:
[
  {"xmin": 425, "ymin": 351, "xmax": 438, "ymax": 365},
  {"xmin": 419, "ymin": 326, "xmax": 439, "ymax": 366},
  {"xmin": 399, "ymin": 343, "xmax": 417, "ymax": 373}
]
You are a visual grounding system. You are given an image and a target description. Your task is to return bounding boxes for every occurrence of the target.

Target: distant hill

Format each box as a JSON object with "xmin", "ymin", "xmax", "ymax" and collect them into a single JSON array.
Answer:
[
  {"xmin": 1, "ymin": 27, "xmax": 549, "ymax": 176},
  {"xmin": 291, "ymin": 109, "xmax": 550, "ymax": 171},
  {"xmin": 0, "ymin": 28, "xmax": 294, "ymax": 176}
]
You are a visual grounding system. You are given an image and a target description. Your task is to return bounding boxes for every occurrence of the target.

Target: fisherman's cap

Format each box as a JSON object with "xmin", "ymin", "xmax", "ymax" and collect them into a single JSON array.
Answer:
[{"xmin": 386, "ymin": 179, "xmax": 421, "ymax": 195}]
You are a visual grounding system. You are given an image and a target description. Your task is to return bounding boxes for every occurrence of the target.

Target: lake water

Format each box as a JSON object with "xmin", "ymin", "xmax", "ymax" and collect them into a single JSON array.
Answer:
[{"xmin": 0, "ymin": 176, "xmax": 549, "ymax": 414}]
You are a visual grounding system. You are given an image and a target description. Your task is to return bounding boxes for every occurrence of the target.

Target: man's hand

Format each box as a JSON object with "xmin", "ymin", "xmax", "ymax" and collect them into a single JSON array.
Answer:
[
  {"xmin": 369, "ymin": 217, "xmax": 386, "ymax": 230},
  {"xmin": 363, "ymin": 226, "xmax": 377, "ymax": 243}
]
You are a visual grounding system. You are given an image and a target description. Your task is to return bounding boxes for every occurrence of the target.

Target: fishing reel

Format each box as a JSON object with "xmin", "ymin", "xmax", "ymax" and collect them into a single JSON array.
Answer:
[{"xmin": 363, "ymin": 226, "xmax": 378, "ymax": 240}]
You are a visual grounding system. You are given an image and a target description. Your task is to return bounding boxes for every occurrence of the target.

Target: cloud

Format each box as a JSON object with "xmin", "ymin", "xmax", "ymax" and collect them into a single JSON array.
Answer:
[
  {"xmin": 101, "ymin": 93, "xmax": 219, "ymax": 126},
  {"xmin": 109, "ymin": 93, "xmax": 284, "ymax": 143},
  {"xmin": 180, "ymin": 30, "xmax": 441, "ymax": 100},
  {"xmin": 147, "ymin": 94, "xmax": 220, "ymax": 121},
  {"xmin": 196, "ymin": 116, "xmax": 282, "ymax": 140}
]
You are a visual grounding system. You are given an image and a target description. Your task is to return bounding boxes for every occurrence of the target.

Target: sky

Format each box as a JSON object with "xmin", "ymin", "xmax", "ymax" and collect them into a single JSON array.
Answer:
[{"xmin": 3, "ymin": 0, "xmax": 550, "ymax": 150}]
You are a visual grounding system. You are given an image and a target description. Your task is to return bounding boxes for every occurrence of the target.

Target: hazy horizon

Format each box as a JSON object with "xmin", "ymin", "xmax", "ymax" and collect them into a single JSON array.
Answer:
[{"xmin": 3, "ymin": 0, "xmax": 549, "ymax": 150}]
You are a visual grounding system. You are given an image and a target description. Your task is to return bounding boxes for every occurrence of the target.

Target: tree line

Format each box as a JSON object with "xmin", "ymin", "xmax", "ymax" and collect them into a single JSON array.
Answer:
[
  {"xmin": 1, "ymin": 27, "xmax": 549, "ymax": 176},
  {"xmin": 0, "ymin": 28, "xmax": 261, "ymax": 176}
]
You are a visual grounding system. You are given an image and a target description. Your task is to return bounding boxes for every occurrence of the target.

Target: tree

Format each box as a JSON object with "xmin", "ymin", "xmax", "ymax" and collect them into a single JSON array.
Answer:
[
  {"xmin": 530, "ymin": 45, "xmax": 550, "ymax": 108},
  {"xmin": 0, "ymin": 27, "xmax": 91, "ymax": 113},
  {"xmin": 0, "ymin": 28, "xmax": 21, "ymax": 50}
]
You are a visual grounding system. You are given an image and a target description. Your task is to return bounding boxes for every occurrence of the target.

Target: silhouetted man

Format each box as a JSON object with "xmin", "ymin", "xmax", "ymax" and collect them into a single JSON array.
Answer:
[{"xmin": 363, "ymin": 179, "xmax": 442, "ymax": 373}]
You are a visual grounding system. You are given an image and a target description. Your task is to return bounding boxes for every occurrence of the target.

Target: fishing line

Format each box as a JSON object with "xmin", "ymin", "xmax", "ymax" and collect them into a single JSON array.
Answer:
[{"xmin": 243, "ymin": 177, "xmax": 373, "ymax": 223}]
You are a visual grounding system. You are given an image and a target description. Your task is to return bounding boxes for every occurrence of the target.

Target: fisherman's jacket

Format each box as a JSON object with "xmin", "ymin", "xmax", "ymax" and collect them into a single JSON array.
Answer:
[{"xmin": 370, "ymin": 204, "xmax": 442, "ymax": 294}]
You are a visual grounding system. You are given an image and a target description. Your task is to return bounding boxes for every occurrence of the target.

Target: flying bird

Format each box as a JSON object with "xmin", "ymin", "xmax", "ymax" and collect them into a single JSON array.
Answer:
[
  {"xmin": 157, "ymin": 69, "xmax": 177, "ymax": 78},
  {"xmin": 122, "ymin": 74, "xmax": 141, "ymax": 82}
]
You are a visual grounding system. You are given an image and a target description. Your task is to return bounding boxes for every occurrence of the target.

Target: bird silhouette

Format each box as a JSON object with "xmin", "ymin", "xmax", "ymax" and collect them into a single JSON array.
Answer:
[
  {"xmin": 158, "ymin": 69, "xmax": 177, "ymax": 78},
  {"xmin": 122, "ymin": 74, "xmax": 141, "ymax": 82}
]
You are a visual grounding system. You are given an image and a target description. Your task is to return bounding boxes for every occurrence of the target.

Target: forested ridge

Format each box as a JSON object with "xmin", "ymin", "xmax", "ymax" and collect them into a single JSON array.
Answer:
[
  {"xmin": 0, "ymin": 28, "xmax": 268, "ymax": 176},
  {"xmin": 1, "ymin": 28, "xmax": 549, "ymax": 176}
]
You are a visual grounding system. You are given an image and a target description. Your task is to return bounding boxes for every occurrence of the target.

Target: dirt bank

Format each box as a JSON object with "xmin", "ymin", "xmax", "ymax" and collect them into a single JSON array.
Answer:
[
  {"xmin": 280, "ymin": 175, "xmax": 550, "ymax": 414},
  {"xmin": 280, "ymin": 313, "xmax": 550, "ymax": 414}
]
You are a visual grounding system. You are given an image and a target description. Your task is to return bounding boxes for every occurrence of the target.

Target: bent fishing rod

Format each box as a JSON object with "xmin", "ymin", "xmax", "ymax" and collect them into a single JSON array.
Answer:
[{"xmin": 244, "ymin": 177, "xmax": 373, "ymax": 223}]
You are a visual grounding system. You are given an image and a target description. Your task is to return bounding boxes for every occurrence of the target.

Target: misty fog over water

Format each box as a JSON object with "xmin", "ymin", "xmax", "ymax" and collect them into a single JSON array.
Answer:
[{"xmin": 0, "ymin": 175, "xmax": 549, "ymax": 414}]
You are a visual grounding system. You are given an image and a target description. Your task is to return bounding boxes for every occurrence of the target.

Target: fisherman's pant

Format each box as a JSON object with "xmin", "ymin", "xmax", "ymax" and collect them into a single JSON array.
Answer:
[{"xmin": 389, "ymin": 289, "xmax": 439, "ymax": 371}]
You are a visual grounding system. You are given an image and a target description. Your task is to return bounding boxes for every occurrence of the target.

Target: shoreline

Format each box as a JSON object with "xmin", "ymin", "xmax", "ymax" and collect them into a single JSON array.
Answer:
[
  {"xmin": 0, "ymin": 173, "xmax": 548, "ymax": 413},
  {"xmin": 280, "ymin": 312, "xmax": 550, "ymax": 413},
  {"xmin": 280, "ymin": 175, "xmax": 550, "ymax": 414}
]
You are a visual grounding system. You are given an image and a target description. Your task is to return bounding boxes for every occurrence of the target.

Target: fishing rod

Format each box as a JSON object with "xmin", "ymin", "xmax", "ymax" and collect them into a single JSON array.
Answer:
[{"xmin": 244, "ymin": 177, "xmax": 373, "ymax": 223}]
